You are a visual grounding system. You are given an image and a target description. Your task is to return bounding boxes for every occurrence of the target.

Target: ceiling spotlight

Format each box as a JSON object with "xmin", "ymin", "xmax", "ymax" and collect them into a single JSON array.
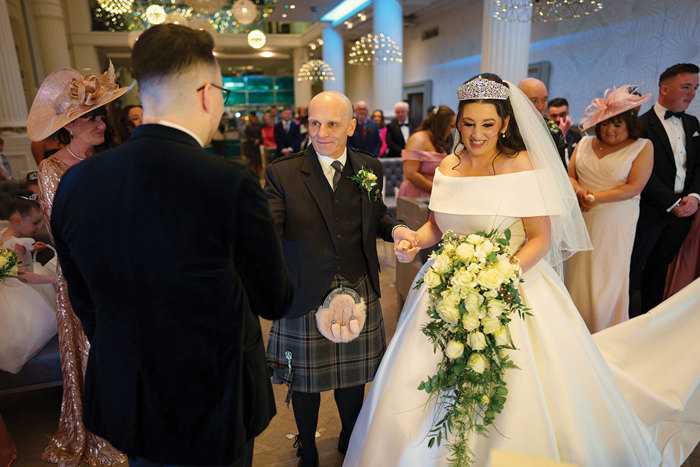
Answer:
[
  {"xmin": 289, "ymin": 4, "xmax": 295, "ymax": 8},
  {"xmin": 317, "ymin": 38, "xmax": 323, "ymax": 45},
  {"xmin": 309, "ymin": 43, "xmax": 316, "ymax": 50},
  {"xmin": 282, "ymin": 12, "xmax": 287, "ymax": 17},
  {"xmin": 261, "ymin": 51, "xmax": 274, "ymax": 57}
]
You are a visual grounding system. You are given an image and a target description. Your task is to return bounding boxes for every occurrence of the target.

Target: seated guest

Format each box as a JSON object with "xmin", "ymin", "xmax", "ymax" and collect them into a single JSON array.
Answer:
[
  {"xmin": 565, "ymin": 87, "xmax": 653, "ymax": 333},
  {"xmin": 385, "ymin": 101, "xmax": 419, "ymax": 158},
  {"xmin": 398, "ymin": 105, "xmax": 455, "ymax": 198},
  {"xmin": 273, "ymin": 107, "xmax": 301, "ymax": 160},
  {"xmin": 349, "ymin": 100, "xmax": 381, "ymax": 156},
  {"xmin": 547, "ymin": 97, "xmax": 581, "ymax": 166},
  {"xmin": 25, "ymin": 172, "xmax": 39, "ymax": 195},
  {"xmin": 371, "ymin": 109, "xmax": 388, "ymax": 157}
]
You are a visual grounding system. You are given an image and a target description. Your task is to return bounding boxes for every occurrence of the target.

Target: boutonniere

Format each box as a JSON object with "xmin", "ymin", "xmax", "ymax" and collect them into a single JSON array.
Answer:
[
  {"xmin": 349, "ymin": 166, "xmax": 378, "ymax": 200},
  {"xmin": 546, "ymin": 119, "xmax": 562, "ymax": 136}
]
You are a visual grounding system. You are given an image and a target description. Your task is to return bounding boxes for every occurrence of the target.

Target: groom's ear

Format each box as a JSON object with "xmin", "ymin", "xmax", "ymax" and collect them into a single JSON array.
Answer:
[{"xmin": 347, "ymin": 117, "xmax": 357, "ymax": 136}]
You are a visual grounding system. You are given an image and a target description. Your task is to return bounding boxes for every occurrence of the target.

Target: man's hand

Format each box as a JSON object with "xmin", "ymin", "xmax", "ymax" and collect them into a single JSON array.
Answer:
[
  {"xmin": 393, "ymin": 226, "xmax": 420, "ymax": 263},
  {"xmin": 282, "ymin": 147, "xmax": 293, "ymax": 155},
  {"xmin": 672, "ymin": 196, "xmax": 699, "ymax": 217},
  {"xmin": 558, "ymin": 115, "xmax": 573, "ymax": 136}
]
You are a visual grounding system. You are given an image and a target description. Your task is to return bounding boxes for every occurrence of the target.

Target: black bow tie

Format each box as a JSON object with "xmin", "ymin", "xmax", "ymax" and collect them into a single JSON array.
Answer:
[
  {"xmin": 664, "ymin": 110, "xmax": 685, "ymax": 120},
  {"xmin": 399, "ymin": 123, "xmax": 409, "ymax": 127}
]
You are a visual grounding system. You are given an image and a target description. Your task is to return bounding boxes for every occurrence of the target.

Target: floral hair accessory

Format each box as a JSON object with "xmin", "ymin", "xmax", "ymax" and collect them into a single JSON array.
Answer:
[
  {"xmin": 349, "ymin": 166, "xmax": 379, "ymax": 200},
  {"xmin": 457, "ymin": 76, "xmax": 510, "ymax": 101},
  {"xmin": 579, "ymin": 84, "xmax": 650, "ymax": 131}
]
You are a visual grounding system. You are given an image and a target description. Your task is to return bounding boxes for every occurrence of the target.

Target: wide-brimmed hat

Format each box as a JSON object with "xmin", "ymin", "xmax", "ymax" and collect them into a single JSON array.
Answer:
[
  {"xmin": 579, "ymin": 85, "xmax": 651, "ymax": 131},
  {"xmin": 27, "ymin": 63, "xmax": 132, "ymax": 142}
]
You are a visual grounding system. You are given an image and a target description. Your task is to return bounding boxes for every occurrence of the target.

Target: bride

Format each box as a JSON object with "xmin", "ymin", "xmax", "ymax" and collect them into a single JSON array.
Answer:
[{"xmin": 343, "ymin": 74, "xmax": 700, "ymax": 466}]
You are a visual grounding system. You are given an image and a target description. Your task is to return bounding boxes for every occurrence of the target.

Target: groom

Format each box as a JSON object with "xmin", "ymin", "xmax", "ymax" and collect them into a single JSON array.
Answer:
[{"xmin": 264, "ymin": 91, "xmax": 415, "ymax": 466}]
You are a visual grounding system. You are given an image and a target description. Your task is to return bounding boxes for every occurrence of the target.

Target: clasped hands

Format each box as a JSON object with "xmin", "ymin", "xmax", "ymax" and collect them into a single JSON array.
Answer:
[
  {"xmin": 393, "ymin": 226, "xmax": 421, "ymax": 263},
  {"xmin": 576, "ymin": 188, "xmax": 598, "ymax": 212}
]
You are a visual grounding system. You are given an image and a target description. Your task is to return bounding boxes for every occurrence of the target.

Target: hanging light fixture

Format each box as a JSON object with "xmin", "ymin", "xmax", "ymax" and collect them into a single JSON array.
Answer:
[
  {"xmin": 186, "ymin": 0, "xmax": 225, "ymax": 14},
  {"xmin": 493, "ymin": 0, "xmax": 604, "ymax": 22},
  {"xmin": 348, "ymin": 33, "xmax": 403, "ymax": 65},
  {"xmin": 247, "ymin": 29, "xmax": 266, "ymax": 49},
  {"xmin": 97, "ymin": 0, "xmax": 133, "ymax": 15},
  {"xmin": 145, "ymin": 4, "xmax": 166, "ymax": 24},
  {"xmin": 297, "ymin": 60, "xmax": 336, "ymax": 82},
  {"xmin": 232, "ymin": 0, "xmax": 259, "ymax": 25}
]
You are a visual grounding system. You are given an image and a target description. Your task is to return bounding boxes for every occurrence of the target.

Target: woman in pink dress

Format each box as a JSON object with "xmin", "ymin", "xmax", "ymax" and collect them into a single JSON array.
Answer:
[
  {"xmin": 398, "ymin": 105, "xmax": 455, "ymax": 197},
  {"xmin": 372, "ymin": 109, "xmax": 388, "ymax": 157}
]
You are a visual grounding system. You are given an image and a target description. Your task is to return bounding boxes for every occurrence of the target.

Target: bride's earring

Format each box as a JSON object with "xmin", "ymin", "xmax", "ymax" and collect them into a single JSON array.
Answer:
[{"xmin": 500, "ymin": 132, "xmax": 506, "ymax": 138}]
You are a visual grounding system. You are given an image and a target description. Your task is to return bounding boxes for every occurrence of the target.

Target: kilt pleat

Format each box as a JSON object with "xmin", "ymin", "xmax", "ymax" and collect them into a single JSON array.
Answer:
[{"xmin": 267, "ymin": 273, "xmax": 386, "ymax": 393}]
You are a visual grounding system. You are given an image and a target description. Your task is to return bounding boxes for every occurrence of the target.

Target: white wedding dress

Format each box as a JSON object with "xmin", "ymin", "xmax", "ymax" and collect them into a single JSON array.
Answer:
[{"xmin": 344, "ymin": 169, "xmax": 700, "ymax": 466}]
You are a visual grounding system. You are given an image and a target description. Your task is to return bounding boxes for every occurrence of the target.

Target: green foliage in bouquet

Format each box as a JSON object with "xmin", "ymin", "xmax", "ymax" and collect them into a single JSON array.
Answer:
[
  {"xmin": 0, "ymin": 247, "xmax": 20, "ymax": 280},
  {"xmin": 415, "ymin": 229, "xmax": 531, "ymax": 465}
]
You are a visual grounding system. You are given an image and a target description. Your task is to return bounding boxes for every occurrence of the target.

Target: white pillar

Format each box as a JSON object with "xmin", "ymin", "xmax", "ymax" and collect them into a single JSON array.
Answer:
[
  {"xmin": 293, "ymin": 47, "xmax": 313, "ymax": 108},
  {"xmin": 65, "ymin": 0, "xmax": 101, "ymax": 72},
  {"xmin": 480, "ymin": 0, "xmax": 531, "ymax": 84},
  {"xmin": 0, "ymin": 0, "xmax": 29, "ymax": 129},
  {"xmin": 373, "ymin": 0, "xmax": 403, "ymax": 117},
  {"xmin": 322, "ymin": 24, "xmax": 345, "ymax": 94},
  {"xmin": 30, "ymin": 0, "xmax": 72, "ymax": 80}
]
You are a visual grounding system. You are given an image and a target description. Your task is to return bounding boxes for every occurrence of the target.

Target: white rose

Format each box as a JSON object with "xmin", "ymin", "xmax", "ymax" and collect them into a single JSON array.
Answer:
[
  {"xmin": 482, "ymin": 316, "xmax": 501, "ymax": 334},
  {"xmin": 451, "ymin": 268, "xmax": 477, "ymax": 290},
  {"xmin": 467, "ymin": 331, "xmax": 487, "ymax": 351},
  {"xmin": 482, "ymin": 240, "xmax": 496, "ymax": 255},
  {"xmin": 468, "ymin": 353, "xmax": 488, "ymax": 374},
  {"xmin": 445, "ymin": 340, "xmax": 465, "ymax": 360},
  {"xmin": 493, "ymin": 326, "xmax": 511, "ymax": 346},
  {"xmin": 456, "ymin": 243, "xmax": 475, "ymax": 262},
  {"xmin": 487, "ymin": 299, "xmax": 507, "ymax": 317},
  {"xmin": 442, "ymin": 243, "xmax": 456, "ymax": 255},
  {"xmin": 462, "ymin": 312, "xmax": 481, "ymax": 332},
  {"xmin": 441, "ymin": 290, "xmax": 462, "ymax": 307},
  {"xmin": 478, "ymin": 268, "xmax": 505, "ymax": 290},
  {"xmin": 437, "ymin": 301, "xmax": 460, "ymax": 325},
  {"xmin": 423, "ymin": 270, "xmax": 441, "ymax": 288},
  {"xmin": 464, "ymin": 290, "xmax": 484, "ymax": 314},
  {"xmin": 432, "ymin": 254, "xmax": 453, "ymax": 274},
  {"xmin": 496, "ymin": 257, "xmax": 515, "ymax": 277},
  {"xmin": 467, "ymin": 234, "xmax": 484, "ymax": 245},
  {"xmin": 367, "ymin": 172, "xmax": 377, "ymax": 181}
]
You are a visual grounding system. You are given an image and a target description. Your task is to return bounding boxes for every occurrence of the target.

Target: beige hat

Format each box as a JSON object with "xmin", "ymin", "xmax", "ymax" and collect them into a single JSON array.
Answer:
[{"xmin": 27, "ymin": 63, "xmax": 132, "ymax": 142}]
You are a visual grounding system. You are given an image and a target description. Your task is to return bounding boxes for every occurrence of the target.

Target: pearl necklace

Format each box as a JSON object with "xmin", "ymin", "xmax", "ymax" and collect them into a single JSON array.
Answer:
[{"xmin": 65, "ymin": 145, "xmax": 86, "ymax": 161}]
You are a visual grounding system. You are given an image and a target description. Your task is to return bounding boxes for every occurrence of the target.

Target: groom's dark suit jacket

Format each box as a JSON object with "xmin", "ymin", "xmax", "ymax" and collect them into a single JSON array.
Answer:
[
  {"xmin": 50, "ymin": 124, "xmax": 293, "ymax": 464},
  {"xmin": 264, "ymin": 145, "xmax": 401, "ymax": 319}
]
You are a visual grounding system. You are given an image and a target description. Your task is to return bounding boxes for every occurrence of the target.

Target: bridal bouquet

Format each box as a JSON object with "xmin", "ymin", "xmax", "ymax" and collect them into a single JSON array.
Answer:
[
  {"xmin": 416, "ymin": 229, "xmax": 529, "ymax": 466},
  {"xmin": 0, "ymin": 247, "xmax": 20, "ymax": 280}
]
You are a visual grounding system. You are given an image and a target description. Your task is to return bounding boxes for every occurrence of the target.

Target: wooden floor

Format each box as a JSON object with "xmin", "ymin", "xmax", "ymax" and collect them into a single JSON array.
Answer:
[{"xmin": 1, "ymin": 240, "xmax": 699, "ymax": 466}]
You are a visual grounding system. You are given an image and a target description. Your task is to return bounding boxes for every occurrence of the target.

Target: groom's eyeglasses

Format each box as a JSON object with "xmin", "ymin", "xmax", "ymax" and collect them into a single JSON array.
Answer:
[{"xmin": 197, "ymin": 83, "xmax": 231, "ymax": 104}]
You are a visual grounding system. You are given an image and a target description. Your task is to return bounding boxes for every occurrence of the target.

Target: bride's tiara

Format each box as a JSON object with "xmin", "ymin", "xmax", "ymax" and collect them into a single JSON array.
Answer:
[{"xmin": 457, "ymin": 77, "xmax": 510, "ymax": 101}]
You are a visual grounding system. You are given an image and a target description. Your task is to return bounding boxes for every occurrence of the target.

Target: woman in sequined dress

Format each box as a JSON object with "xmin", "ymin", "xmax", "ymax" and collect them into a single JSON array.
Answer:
[{"xmin": 27, "ymin": 66, "xmax": 130, "ymax": 466}]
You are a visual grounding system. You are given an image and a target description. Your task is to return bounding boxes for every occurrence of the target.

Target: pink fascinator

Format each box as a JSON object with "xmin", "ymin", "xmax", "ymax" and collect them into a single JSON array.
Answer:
[{"xmin": 579, "ymin": 85, "xmax": 651, "ymax": 131}]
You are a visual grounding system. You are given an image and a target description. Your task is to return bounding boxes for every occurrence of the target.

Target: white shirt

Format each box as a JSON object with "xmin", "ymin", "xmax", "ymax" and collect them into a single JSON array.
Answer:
[
  {"xmin": 652, "ymin": 103, "xmax": 700, "ymax": 210},
  {"xmin": 317, "ymin": 148, "xmax": 347, "ymax": 188},
  {"xmin": 157, "ymin": 120, "xmax": 203, "ymax": 147},
  {"xmin": 399, "ymin": 120, "xmax": 410, "ymax": 143}
]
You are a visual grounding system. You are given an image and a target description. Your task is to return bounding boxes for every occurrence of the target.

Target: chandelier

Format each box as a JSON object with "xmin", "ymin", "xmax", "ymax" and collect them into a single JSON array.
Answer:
[
  {"xmin": 247, "ymin": 29, "xmax": 266, "ymax": 48},
  {"xmin": 493, "ymin": 0, "xmax": 604, "ymax": 22},
  {"xmin": 232, "ymin": 0, "xmax": 258, "ymax": 25},
  {"xmin": 297, "ymin": 60, "xmax": 336, "ymax": 81},
  {"xmin": 145, "ymin": 4, "xmax": 166, "ymax": 23},
  {"xmin": 97, "ymin": 0, "xmax": 134, "ymax": 15},
  {"xmin": 348, "ymin": 33, "xmax": 403, "ymax": 65}
]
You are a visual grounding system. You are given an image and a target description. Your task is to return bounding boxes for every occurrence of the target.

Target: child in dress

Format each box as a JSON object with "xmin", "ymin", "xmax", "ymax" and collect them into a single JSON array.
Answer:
[{"xmin": 0, "ymin": 192, "xmax": 57, "ymax": 374}]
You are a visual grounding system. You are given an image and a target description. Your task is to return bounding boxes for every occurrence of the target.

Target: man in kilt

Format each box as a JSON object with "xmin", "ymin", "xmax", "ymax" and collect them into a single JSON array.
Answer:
[{"xmin": 264, "ymin": 91, "xmax": 415, "ymax": 467}]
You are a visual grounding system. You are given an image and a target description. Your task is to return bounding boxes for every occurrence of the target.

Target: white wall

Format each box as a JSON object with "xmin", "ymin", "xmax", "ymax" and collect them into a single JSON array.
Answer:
[{"xmin": 403, "ymin": 0, "xmax": 700, "ymax": 121}]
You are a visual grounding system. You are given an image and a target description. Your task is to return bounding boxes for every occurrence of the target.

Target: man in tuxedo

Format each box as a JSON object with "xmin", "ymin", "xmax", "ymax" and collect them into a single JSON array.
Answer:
[
  {"xmin": 49, "ymin": 24, "xmax": 293, "ymax": 467},
  {"xmin": 630, "ymin": 63, "xmax": 700, "ymax": 316},
  {"xmin": 547, "ymin": 97, "xmax": 581, "ymax": 167},
  {"xmin": 273, "ymin": 107, "xmax": 302, "ymax": 160},
  {"xmin": 264, "ymin": 91, "xmax": 415, "ymax": 467},
  {"xmin": 348, "ymin": 100, "xmax": 381, "ymax": 157},
  {"xmin": 519, "ymin": 78, "xmax": 568, "ymax": 163},
  {"xmin": 385, "ymin": 101, "xmax": 419, "ymax": 158}
]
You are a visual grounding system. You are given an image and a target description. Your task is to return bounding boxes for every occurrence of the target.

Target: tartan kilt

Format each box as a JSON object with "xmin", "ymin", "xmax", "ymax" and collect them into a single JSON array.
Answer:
[{"xmin": 267, "ymin": 273, "xmax": 386, "ymax": 393}]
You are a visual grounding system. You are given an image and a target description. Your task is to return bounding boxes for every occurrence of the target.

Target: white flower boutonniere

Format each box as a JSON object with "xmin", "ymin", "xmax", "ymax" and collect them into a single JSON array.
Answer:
[{"xmin": 349, "ymin": 166, "xmax": 378, "ymax": 201}]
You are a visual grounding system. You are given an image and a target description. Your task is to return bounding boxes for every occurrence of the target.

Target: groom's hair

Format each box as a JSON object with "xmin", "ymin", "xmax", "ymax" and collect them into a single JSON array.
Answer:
[
  {"xmin": 131, "ymin": 24, "xmax": 217, "ymax": 89},
  {"xmin": 659, "ymin": 63, "xmax": 699, "ymax": 87}
]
